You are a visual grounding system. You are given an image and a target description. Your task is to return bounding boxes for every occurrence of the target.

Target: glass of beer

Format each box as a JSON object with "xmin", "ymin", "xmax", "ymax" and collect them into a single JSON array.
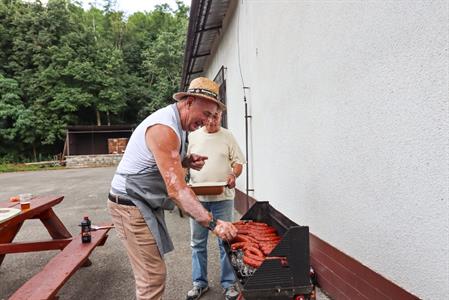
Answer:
[{"xmin": 19, "ymin": 193, "xmax": 32, "ymax": 210}]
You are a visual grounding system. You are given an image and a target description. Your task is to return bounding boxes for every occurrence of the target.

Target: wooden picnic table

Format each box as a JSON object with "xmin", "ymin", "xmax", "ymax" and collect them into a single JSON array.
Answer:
[
  {"xmin": 0, "ymin": 195, "xmax": 72, "ymax": 265},
  {"xmin": 0, "ymin": 195, "xmax": 113, "ymax": 300}
]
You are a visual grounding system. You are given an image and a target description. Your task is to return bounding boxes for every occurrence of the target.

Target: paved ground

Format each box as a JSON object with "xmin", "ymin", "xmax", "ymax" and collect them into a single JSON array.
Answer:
[{"xmin": 0, "ymin": 167, "xmax": 329, "ymax": 300}]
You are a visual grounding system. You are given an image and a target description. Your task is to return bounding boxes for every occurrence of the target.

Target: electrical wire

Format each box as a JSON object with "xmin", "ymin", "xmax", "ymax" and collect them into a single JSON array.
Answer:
[
  {"xmin": 236, "ymin": 0, "xmax": 253, "ymax": 203},
  {"xmin": 237, "ymin": 0, "xmax": 246, "ymax": 97}
]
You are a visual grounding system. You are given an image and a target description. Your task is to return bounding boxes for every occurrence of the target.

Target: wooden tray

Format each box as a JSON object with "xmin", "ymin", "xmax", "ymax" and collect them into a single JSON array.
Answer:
[{"xmin": 189, "ymin": 182, "xmax": 227, "ymax": 195}]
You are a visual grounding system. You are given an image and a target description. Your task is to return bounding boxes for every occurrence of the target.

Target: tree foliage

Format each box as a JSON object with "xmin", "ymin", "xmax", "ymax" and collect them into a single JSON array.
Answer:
[{"xmin": 0, "ymin": 0, "xmax": 188, "ymax": 161}]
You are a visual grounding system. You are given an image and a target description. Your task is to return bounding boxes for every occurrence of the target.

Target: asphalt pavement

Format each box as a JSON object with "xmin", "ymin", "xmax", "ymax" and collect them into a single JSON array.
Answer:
[{"xmin": 0, "ymin": 167, "xmax": 329, "ymax": 300}]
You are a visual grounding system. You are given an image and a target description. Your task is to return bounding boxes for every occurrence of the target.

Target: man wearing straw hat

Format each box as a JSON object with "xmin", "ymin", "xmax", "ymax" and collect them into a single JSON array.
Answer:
[{"xmin": 108, "ymin": 77, "xmax": 238, "ymax": 300}]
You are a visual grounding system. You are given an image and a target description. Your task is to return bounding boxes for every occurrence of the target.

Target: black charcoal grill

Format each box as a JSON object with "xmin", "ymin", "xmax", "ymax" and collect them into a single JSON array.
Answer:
[{"xmin": 225, "ymin": 201, "xmax": 313, "ymax": 300}]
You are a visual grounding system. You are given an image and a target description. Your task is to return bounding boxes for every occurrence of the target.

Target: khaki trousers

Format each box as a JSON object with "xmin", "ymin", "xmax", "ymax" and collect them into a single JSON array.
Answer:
[{"xmin": 108, "ymin": 200, "xmax": 166, "ymax": 300}]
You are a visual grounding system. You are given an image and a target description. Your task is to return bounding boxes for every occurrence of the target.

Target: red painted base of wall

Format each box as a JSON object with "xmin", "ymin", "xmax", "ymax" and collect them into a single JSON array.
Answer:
[{"xmin": 235, "ymin": 189, "xmax": 419, "ymax": 300}]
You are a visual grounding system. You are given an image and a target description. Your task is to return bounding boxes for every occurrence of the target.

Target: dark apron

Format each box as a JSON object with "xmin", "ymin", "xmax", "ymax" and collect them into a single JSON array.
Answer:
[
  {"xmin": 124, "ymin": 170, "xmax": 175, "ymax": 211},
  {"xmin": 117, "ymin": 104, "xmax": 186, "ymax": 256}
]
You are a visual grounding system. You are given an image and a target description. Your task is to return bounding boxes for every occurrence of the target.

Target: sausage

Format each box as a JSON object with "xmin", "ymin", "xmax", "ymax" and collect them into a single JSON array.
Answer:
[
  {"xmin": 246, "ymin": 226, "xmax": 276, "ymax": 231},
  {"xmin": 261, "ymin": 245, "xmax": 276, "ymax": 255},
  {"xmin": 245, "ymin": 246, "xmax": 264, "ymax": 258},
  {"xmin": 236, "ymin": 228, "xmax": 251, "ymax": 235},
  {"xmin": 243, "ymin": 255, "xmax": 263, "ymax": 268},
  {"xmin": 232, "ymin": 234, "xmax": 251, "ymax": 243},
  {"xmin": 231, "ymin": 242, "xmax": 258, "ymax": 251},
  {"xmin": 248, "ymin": 227, "xmax": 277, "ymax": 234},
  {"xmin": 234, "ymin": 222, "xmax": 276, "ymax": 230},
  {"xmin": 245, "ymin": 223, "xmax": 272, "ymax": 228},
  {"xmin": 235, "ymin": 221, "xmax": 268, "ymax": 227},
  {"xmin": 252, "ymin": 236, "xmax": 279, "ymax": 242},
  {"xmin": 230, "ymin": 242, "xmax": 247, "ymax": 250},
  {"xmin": 243, "ymin": 249, "xmax": 265, "ymax": 268},
  {"xmin": 260, "ymin": 240, "xmax": 280, "ymax": 253},
  {"xmin": 235, "ymin": 225, "xmax": 277, "ymax": 235},
  {"xmin": 255, "ymin": 236, "xmax": 281, "ymax": 243},
  {"xmin": 247, "ymin": 232, "xmax": 278, "ymax": 239},
  {"xmin": 243, "ymin": 227, "xmax": 277, "ymax": 236},
  {"xmin": 259, "ymin": 242, "xmax": 279, "ymax": 248},
  {"xmin": 232, "ymin": 234, "xmax": 258, "ymax": 244},
  {"xmin": 243, "ymin": 250, "xmax": 265, "ymax": 260},
  {"xmin": 244, "ymin": 250, "xmax": 265, "ymax": 261},
  {"xmin": 246, "ymin": 221, "xmax": 269, "ymax": 227}
]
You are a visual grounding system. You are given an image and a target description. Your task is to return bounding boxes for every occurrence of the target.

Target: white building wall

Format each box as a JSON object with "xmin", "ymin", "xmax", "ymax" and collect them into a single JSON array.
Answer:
[{"xmin": 204, "ymin": 1, "xmax": 448, "ymax": 299}]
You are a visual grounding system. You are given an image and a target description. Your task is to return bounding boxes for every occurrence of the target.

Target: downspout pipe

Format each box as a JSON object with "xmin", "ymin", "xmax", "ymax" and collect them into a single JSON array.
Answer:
[{"xmin": 243, "ymin": 87, "xmax": 253, "ymax": 211}]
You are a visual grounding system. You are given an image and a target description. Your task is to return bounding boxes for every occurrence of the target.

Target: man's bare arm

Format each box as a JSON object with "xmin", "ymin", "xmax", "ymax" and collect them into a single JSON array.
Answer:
[{"xmin": 146, "ymin": 125, "xmax": 211, "ymax": 227}]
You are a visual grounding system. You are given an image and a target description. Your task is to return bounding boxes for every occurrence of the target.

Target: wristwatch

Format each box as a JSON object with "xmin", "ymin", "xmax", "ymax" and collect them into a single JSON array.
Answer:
[{"xmin": 207, "ymin": 217, "xmax": 217, "ymax": 231}]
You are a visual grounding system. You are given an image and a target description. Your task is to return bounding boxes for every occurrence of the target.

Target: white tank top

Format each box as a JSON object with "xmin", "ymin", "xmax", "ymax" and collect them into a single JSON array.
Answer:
[{"xmin": 110, "ymin": 104, "xmax": 185, "ymax": 194}]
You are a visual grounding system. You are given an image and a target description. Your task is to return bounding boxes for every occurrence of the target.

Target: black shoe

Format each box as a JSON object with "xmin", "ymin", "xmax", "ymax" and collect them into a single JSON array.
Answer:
[
  {"xmin": 224, "ymin": 284, "xmax": 239, "ymax": 300},
  {"xmin": 186, "ymin": 286, "xmax": 209, "ymax": 300}
]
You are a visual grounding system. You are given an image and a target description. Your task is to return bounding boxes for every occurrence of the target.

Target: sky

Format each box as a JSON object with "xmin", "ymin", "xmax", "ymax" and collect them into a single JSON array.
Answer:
[
  {"xmin": 84, "ymin": 0, "xmax": 191, "ymax": 15},
  {"xmin": 38, "ymin": 0, "xmax": 191, "ymax": 15}
]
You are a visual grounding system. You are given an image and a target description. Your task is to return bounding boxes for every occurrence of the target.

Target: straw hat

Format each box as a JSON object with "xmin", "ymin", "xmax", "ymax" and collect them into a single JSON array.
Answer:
[{"xmin": 173, "ymin": 77, "xmax": 226, "ymax": 110}]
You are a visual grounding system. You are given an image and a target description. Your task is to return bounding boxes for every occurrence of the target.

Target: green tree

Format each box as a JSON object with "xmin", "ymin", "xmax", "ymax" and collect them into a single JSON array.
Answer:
[
  {"xmin": 0, "ymin": 0, "xmax": 189, "ymax": 161},
  {"xmin": 139, "ymin": 1, "xmax": 188, "ymax": 118}
]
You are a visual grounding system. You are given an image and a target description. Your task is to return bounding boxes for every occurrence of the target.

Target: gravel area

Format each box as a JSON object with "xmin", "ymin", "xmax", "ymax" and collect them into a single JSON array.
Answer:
[{"xmin": 0, "ymin": 167, "xmax": 329, "ymax": 300}]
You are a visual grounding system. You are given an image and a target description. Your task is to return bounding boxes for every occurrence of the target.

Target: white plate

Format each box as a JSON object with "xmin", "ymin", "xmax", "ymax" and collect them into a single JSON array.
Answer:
[
  {"xmin": 0, "ymin": 208, "xmax": 21, "ymax": 224},
  {"xmin": 189, "ymin": 181, "xmax": 227, "ymax": 187}
]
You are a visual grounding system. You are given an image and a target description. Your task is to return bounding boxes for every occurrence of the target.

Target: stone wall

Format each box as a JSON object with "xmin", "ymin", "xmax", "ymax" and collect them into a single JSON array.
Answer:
[{"xmin": 65, "ymin": 154, "xmax": 123, "ymax": 168}]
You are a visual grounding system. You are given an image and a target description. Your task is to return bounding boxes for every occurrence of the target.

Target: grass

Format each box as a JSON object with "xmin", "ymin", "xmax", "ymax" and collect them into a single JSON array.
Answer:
[{"xmin": 0, "ymin": 163, "xmax": 65, "ymax": 173}]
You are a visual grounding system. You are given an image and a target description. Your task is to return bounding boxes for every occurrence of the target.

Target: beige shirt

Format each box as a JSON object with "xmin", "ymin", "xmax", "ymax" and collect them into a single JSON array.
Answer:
[{"xmin": 188, "ymin": 127, "xmax": 245, "ymax": 201}]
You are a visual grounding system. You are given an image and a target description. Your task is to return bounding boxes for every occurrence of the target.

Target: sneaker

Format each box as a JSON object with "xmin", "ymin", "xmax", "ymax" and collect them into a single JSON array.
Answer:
[
  {"xmin": 186, "ymin": 286, "xmax": 209, "ymax": 300},
  {"xmin": 224, "ymin": 285, "xmax": 239, "ymax": 300}
]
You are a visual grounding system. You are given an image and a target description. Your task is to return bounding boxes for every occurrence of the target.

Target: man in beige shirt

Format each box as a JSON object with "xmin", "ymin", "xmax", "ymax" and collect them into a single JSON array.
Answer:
[{"xmin": 186, "ymin": 110, "xmax": 245, "ymax": 300}]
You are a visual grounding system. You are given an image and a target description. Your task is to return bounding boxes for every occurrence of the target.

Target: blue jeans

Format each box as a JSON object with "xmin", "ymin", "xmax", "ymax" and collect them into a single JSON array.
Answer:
[{"xmin": 190, "ymin": 200, "xmax": 236, "ymax": 289}]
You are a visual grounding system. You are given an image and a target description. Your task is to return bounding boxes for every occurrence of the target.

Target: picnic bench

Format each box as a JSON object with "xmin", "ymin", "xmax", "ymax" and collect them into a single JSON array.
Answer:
[{"xmin": 0, "ymin": 195, "xmax": 112, "ymax": 300}]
